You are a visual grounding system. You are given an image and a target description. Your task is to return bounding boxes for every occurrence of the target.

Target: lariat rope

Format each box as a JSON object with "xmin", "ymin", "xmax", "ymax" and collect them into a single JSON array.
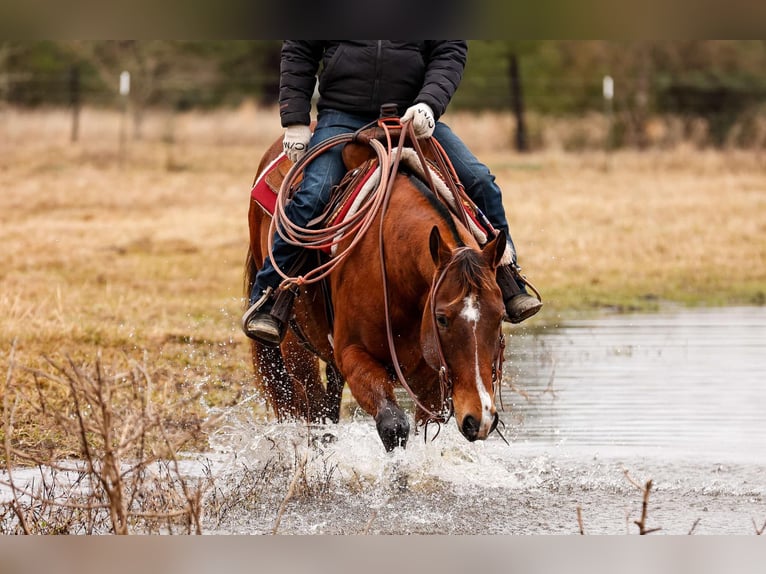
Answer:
[
  {"xmin": 268, "ymin": 132, "xmax": 391, "ymax": 288},
  {"xmin": 377, "ymin": 121, "xmax": 454, "ymax": 423},
  {"xmin": 268, "ymin": 118, "xmax": 502, "ymax": 424}
]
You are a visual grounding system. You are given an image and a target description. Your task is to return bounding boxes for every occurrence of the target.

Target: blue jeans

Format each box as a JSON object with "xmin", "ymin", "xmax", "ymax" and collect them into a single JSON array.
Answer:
[
  {"xmin": 433, "ymin": 122, "xmax": 516, "ymax": 258},
  {"xmin": 251, "ymin": 109, "xmax": 517, "ymax": 304}
]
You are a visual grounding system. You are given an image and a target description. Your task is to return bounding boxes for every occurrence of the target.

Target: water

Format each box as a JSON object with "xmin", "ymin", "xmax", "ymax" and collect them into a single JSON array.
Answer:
[
  {"xmin": 506, "ymin": 306, "xmax": 766, "ymax": 460},
  {"xmin": 4, "ymin": 307, "xmax": 765, "ymax": 534},
  {"xmin": 199, "ymin": 306, "xmax": 766, "ymax": 534}
]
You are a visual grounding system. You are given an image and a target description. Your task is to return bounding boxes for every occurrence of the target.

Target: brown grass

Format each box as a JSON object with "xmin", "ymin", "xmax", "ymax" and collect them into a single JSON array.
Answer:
[
  {"xmin": 2, "ymin": 347, "xmax": 207, "ymax": 533},
  {"xmin": 496, "ymin": 146, "xmax": 766, "ymax": 312},
  {"xmin": 1, "ymin": 105, "xmax": 765, "ymax": 447}
]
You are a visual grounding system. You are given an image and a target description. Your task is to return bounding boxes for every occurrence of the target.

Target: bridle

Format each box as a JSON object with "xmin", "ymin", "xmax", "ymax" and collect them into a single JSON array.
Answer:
[
  {"xmin": 273, "ymin": 115, "xmax": 506, "ymax": 427},
  {"xmin": 382, "ymin": 246, "xmax": 468, "ymax": 426},
  {"xmin": 427, "ymin": 254, "xmax": 507, "ymax": 420},
  {"xmin": 374, "ymin": 120, "xmax": 508, "ymax": 428}
]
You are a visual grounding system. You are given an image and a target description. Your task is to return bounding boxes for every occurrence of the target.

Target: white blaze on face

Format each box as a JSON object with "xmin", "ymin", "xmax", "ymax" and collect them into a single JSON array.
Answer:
[
  {"xmin": 461, "ymin": 295, "xmax": 494, "ymax": 432},
  {"xmin": 460, "ymin": 294, "xmax": 480, "ymax": 323}
]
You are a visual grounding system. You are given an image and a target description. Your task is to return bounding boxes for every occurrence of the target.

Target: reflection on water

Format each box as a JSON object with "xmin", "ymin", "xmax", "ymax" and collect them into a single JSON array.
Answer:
[{"xmin": 505, "ymin": 307, "xmax": 766, "ymax": 462}]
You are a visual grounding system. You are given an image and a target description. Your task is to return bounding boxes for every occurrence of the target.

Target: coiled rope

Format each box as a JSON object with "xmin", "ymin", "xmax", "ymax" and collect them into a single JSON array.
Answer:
[
  {"xmin": 268, "ymin": 129, "xmax": 394, "ymax": 288},
  {"xmin": 269, "ymin": 119, "xmax": 463, "ymax": 424}
]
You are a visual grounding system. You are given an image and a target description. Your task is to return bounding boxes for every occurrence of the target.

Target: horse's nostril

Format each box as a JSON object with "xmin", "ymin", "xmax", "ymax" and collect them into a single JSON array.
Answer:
[{"xmin": 461, "ymin": 415, "xmax": 480, "ymax": 441}]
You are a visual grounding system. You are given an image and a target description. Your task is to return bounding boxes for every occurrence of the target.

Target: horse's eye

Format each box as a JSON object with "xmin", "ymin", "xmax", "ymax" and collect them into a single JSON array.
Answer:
[{"xmin": 436, "ymin": 315, "xmax": 449, "ymax": 328}]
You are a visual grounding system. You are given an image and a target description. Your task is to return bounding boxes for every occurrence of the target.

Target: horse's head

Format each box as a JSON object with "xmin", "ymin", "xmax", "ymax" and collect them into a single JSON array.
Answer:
[{"xmin": 421, "ymin": 226, "xmax": 507, "ymax": 442}]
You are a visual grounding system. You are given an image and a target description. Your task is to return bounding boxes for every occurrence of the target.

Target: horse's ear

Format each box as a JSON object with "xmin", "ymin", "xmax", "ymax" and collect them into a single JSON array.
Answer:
[
  {"xmin": 482, "ymin": 231, "xmax": 507, "ymax": 269},
  {"xmin": 429, "ymin": 226, "xmax": 450, "ymax": 267}
]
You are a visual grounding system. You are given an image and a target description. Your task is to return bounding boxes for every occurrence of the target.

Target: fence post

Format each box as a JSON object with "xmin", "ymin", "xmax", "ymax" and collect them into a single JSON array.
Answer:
[
  {"xmin": 119, "ymin": 70, "xmax": 130, "ymax": 166},
  {"xmin": 603, "ymin": 75, "xmax": 614, "ymax": 170},
  {"xmin": 69, "ymin": 65, "xmax": 80, "ymax": 143}
]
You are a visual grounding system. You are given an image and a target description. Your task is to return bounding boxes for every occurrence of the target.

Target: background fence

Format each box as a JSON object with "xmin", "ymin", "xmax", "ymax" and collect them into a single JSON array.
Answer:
[{"xmin": 3, "ymin": 40, "xmax": 766, "ymax": 151}]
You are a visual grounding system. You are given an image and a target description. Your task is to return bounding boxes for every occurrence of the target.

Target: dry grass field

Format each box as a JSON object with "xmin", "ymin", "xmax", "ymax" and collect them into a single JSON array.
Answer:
[{"xmin": 1, "ymin": 105, "xmax": 765, "ymax": 454}]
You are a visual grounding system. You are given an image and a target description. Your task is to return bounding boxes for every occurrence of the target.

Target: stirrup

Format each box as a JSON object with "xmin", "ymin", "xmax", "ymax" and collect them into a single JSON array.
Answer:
[
  {"xmin": 244, "ymin": 313, "xmax": 284, "ymax": 346},
  {"xmin": 497, "ymin": 264, "xmax": 543, "ymax": 323},
  {"xmin": 510, "ymin": 264, "xmax": 543, "ymax": 303},
  {"xmin": 241, "ymin": 286, "xmax": 274, "ymax": 333},
  {"xmin": 242, "ymin": 285, "xmax": 297, "ymax": 346},
  {"xmin": 505, "ymin": 293, "xmax": 543, "ymax": 324}
]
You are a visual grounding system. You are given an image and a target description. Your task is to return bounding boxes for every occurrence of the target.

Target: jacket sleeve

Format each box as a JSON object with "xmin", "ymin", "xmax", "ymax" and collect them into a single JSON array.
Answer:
[
  {"xmin": 279, "ymin": 41, "xmax": 324, "ymax": 127},
  {"xmin": 416, "ymin": 41, "xmax": 468, "ymax": 120}
]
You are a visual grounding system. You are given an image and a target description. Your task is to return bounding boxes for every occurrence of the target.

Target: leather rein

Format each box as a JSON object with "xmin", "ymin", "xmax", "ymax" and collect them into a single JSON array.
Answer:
[
  {"xmin": 376, "ymin": 120, "xmax": 504, "ymax": 425},
  {"xmin": 272, "ymin": 117, "xmax": 505, "ymax": 426}
]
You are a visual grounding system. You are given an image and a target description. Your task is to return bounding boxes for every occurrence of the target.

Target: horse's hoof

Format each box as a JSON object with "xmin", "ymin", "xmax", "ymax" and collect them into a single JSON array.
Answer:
[{"xmin": 375, "ymin": 403, "xmax": 410, "ymax": 451}]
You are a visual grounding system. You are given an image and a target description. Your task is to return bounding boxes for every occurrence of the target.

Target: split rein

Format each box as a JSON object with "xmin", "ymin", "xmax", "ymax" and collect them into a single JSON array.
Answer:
[
  {"xmin": 268, "ymin": 128, "xmax": 394, "ymax": 286},
  {"xmin": 269, "ymin": 119, "xmax": 502, "ymax": 432}
]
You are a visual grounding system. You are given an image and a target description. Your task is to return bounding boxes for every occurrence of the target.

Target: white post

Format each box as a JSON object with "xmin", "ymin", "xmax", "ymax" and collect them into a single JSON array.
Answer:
[
  {"xmin": 603, "ymin": 75, "xmax": 614, "ymax": 169},
  {"xmin": 119, "ymin": 71, "xmax": 130, "ymax": 165}
]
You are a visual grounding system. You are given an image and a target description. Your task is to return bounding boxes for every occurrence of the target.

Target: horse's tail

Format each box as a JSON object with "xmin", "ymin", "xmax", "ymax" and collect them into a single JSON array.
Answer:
[{"xmin": 243, "ymin": 247, "xmax": 258, "ymax": 310}]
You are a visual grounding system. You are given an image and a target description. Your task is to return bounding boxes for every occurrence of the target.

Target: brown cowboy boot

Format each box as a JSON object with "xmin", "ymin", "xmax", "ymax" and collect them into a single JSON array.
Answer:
[
  {"xmin": 496, "ymin": 264, "xmax": 542, "ymax": 324},
  {"xmin": 242, "ymin": 286, "xmax": 296, "ymax": 346}
]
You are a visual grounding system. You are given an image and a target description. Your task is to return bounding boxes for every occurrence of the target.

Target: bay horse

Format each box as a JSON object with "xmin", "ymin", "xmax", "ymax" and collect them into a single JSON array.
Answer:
[{"xmin": 244, "ymin": 126, "xmax": 507, "ymax": 451}]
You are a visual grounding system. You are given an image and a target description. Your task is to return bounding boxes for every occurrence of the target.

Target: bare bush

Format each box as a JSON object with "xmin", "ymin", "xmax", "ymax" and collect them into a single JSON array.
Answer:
[{"xmin": 1, "ymin": 345, "xmax": 208, "ymax": 534}]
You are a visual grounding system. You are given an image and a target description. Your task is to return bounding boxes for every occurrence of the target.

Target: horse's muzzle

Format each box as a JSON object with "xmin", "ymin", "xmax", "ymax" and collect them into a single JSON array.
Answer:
[
  {"xmin": 461, "ymin": 412, "xmax": 499, "ymax": 442},
  {"xmin": 461, "ymin": 414, "xmax": 481, "ymax": 442}
]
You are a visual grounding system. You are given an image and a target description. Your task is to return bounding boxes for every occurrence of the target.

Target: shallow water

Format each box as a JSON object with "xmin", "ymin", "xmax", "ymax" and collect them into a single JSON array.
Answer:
[
  {"xmin": 506, "ymin": 306, "xmax": 766, "ymax": 460},
  {"xmin": 4, "ymin": 307, "xmax": 765, "ymax": 534},
  {"xmin": 199, "ymin": 306, "xmax": 766, "ymax": 535}
]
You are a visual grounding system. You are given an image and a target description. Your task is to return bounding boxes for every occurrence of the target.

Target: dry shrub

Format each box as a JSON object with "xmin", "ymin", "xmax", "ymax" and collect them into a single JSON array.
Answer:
[
  {"xmin": 2, "ymin": 344, "xmax": 209, "ymax": 534},
  {"xmin": 2, "ymin": 342, "xmax": 344, "ymax": 535},
  {"xmin": 202, "ymin": 458, "xmax": 281, "ymax": 528}
]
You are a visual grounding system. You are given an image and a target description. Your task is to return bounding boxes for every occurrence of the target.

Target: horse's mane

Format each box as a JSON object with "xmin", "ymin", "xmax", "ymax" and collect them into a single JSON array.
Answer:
[
  {"xmin": 407, "ymin": 174, "xmax": 496, "ymax": 299},
  {"xmin": 449, "ymin": 247, "xmax": 497, "ymax": 299},
  {"xmin": 407, "ymin": 173, "xmax": 463, "ymax": 246}
]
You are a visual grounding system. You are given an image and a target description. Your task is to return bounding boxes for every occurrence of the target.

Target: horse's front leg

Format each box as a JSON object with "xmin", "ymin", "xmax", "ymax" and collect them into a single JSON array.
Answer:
[{"xmin": 337, "ymin": 344, "xmax": 410, "ymax": 451}]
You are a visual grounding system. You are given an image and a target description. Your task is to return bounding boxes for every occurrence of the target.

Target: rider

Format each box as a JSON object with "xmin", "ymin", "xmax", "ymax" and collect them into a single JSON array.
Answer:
[{"xmin": 244, "ymin": 41, "xmax": 542, "ymax": 346}]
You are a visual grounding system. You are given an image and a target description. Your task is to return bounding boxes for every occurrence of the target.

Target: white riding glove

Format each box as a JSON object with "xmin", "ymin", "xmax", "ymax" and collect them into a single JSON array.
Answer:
[
  {"xmin": 401, "ymin": 103, "xmax": 436, "ymax": 139},
  {"xmin": 282, "ymin": 124, "xmax": 312, "ymax": 163}
]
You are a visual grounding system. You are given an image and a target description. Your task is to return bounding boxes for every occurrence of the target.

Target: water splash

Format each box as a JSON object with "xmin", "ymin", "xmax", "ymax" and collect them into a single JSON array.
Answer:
[{"xmin": 195, "ymin": 307, "xmax": 766, "ymax": 533}]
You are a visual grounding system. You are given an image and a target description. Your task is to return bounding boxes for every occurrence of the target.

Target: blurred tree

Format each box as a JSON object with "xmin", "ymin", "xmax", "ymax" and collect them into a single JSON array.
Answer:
[
  {"xmin": 3, "ymin": 41, "xmax": 765, "ymax": 148},
  {"xmin": 214, "ymin": 40, "xmax": 282, "ymax": 105},
  {"xmin": 0, "ymin": 42, "xmax": 24, "ymax": 103},
  {"xmin": 1, "ymin": 41, "xmax": 79, "ymax": 105},
  {"xmin": 652, "ymin": 40, "xmax": 766, "ymax": 145},
  {"xmin": 65, "ymin": 41, "xmax": 208, "ymax": 137}
]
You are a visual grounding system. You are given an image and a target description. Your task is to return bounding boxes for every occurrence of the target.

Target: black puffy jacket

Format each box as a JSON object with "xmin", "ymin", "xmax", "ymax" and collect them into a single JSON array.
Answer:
[{"xmin": 279, "ymin": 41, "xmax": 467, "ymax": 127}]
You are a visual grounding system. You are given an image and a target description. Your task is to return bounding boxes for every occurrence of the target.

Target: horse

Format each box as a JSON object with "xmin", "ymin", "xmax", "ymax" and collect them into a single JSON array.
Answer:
[{"xmin": 244, "ymin": 126, "xmax": 508, "ymax": 451}]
